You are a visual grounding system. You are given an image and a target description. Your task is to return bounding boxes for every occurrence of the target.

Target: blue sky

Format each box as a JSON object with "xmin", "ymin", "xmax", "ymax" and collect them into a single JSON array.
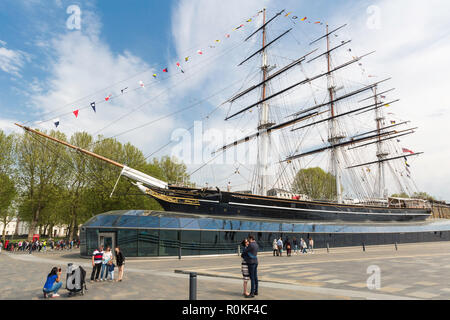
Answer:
[{"xmin": 1, "ymin": 0, "xmax": 450, "ymax": 200}]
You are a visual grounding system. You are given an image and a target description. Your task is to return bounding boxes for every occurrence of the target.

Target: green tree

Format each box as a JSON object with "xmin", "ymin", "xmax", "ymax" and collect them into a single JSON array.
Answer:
[
  {"xmin": 391, "ymin": 192, "xmax": 410, "ymax": 198},
  {"xmin": 151, "ymin": 155, "xmax": 191, "ymax": 185},
  {"xmin": 16, "ymin": 130, "xmax": 70, "ymax": 240},
  {"xmin": 292, "ymin": 167, "xmax": 338, "ymax": 200},
  {"xmin": 411, "ymin": 192, "xmax": 435, "ymax": 201},
  {"xmin": 0, "ymin": 173, "xmax": 17, "ymax": 242}
]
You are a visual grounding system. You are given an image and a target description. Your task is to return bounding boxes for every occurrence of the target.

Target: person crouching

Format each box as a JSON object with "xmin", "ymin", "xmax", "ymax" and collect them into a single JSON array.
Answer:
[{"xmin": 43, "ymin": 267, "xmax": 62, "ymax": 298}]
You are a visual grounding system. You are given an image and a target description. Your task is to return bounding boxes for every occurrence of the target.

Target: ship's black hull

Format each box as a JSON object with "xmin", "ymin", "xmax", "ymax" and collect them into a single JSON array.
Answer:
[{"xmin": 142, "ymin": 186, "xmax": 431, "ymax": 222}]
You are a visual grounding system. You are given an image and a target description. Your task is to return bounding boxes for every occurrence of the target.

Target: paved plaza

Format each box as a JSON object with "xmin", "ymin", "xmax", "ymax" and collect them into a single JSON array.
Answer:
[{"xmin": 2, "ymin": 241, "xmax": 450, "ymax": 300}]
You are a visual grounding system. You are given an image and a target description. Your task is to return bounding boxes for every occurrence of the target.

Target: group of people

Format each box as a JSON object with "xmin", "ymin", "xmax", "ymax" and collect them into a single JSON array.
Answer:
[
  {"xmin": 41, "ymin": 245, "xmax": 125, "ymax": 298},
  {"xmin": 1, "ymin": 238, "xmax": 80, "ymax": 253},
  {"xmin": 90, "ymin": 245, "xmax": 125, "ymax": 283},
  {"xmin": 272, "ymin": 237, "xmax": 314, "ymax": 257}
]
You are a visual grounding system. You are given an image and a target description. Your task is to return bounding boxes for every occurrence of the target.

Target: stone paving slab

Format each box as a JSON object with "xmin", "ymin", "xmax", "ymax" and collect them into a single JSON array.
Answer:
[{"xmin": 3, "ymin": 241, "xmax": 450, "ymax": 300}]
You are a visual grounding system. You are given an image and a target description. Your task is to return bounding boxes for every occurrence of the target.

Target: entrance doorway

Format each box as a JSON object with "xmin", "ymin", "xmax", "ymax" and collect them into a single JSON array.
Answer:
[{"xmin": 98, "ymin": 232, "xmax": 115, "ymax": 252}]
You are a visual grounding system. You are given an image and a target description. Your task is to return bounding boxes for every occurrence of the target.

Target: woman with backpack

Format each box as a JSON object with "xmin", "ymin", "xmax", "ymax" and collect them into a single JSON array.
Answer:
[{"xmin": 115, "ymin": 246, "xmax": 125, "ymax": 282}]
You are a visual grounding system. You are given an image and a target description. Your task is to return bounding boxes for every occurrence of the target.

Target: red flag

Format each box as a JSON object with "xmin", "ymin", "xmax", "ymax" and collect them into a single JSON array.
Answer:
[
  {"xmin": 197, "ymin": 50, "xmax": 203, "ymax": 55},
  {"xmin": 105, "ymin": 95, "xmax": 111, "ymax": 101},
  {"xmin": 402, "ymin": 148, "xmax": 414, "ymax": 154},
  {"xmin": 163, "ymin": 68, "xmax": 168, "ymax": 72},
  {"xmin": 73, "ymin": 110, "xmax": 79, "ymax": 118}
]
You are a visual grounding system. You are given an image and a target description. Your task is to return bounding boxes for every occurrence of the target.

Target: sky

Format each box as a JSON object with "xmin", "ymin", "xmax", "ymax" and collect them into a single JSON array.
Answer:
[{"xmin": 0, "ymin": 0, "xmax": 449, "ymax": 201}]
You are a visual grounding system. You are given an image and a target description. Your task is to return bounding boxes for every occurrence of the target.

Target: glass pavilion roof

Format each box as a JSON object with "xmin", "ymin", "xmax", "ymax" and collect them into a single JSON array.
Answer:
[{"xmin": 82, "ymin": 210, "xmax": 450, "ymax": 234}]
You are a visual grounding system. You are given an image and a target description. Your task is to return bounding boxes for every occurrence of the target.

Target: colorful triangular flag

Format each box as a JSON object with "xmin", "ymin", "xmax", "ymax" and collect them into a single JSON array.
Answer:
[
  {"xmin": 139, "ymin": 80, "xmax": 145, "ymax": 88},
  {"xmin": 153, "ymin": 73, "xmax": 157, "ymax": 78},
  {"xmin": 105, "ymin": 94, "xmax": 112, "ymax": 101},
  {"xmin": 90, "ymin": 102, "xmax": 96, "ymax": 112},
  {"xmin": 53, "ymin": 118, "xmax": 60, "ymax": 128},
  {"xmin": 301, "ymin": 17, "xmax": 307, "ymax": 21},
  {"xmin": 163, "ymin": 68, "xmax": 168, "ymax": 73},
  {"xmin": 197, "ymin": 50, "xmax": 203, "ymax": 55},
  {"xmin": 73, "ymin": 110, "xmax": 79, "ymax": 118},
  {"xmin": 185, "ymin": 56, "xmax": 190, "ymax": 62},
  {"xmin": 120, "ymin": 87, "xmax": 128, "ymax": 94},
  {"xmin": 402, "ymin": 148, "xmax": 414, "ymax": 154}
]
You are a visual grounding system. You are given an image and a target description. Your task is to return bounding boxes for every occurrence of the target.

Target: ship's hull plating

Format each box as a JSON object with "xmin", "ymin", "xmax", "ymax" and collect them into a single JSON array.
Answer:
[{"xmin": 143, "ymin": 186, "xmax": 431, "ymax": 222}]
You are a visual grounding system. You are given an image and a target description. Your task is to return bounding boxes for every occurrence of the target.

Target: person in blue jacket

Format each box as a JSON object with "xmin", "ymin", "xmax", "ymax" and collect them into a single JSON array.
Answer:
[
  {"xmin": 43, "ymin": 267, "xmax": 62, "ymax": 298},
  {"xmin": 242, "ymin": 234, "xmax": 259, "ymax": 298}
]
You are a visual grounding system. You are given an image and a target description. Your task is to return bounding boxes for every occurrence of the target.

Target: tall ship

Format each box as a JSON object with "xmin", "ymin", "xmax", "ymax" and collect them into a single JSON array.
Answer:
[{"xmin": 16, "ymin": 9, "xmax": 431, "ymax": 222}]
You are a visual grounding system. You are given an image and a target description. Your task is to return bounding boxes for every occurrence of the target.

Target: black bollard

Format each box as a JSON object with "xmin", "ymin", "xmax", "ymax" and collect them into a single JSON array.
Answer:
[
  {"xmin": 362, "ymin": 242, "xmax": 366, "ymax": 252},
  {"xmin": 395, "ymin": 242, "xmax": 398, "ymax": 251},
  {"xmin": 326, "ymin": 243, "xmax": 329, "ymax": 253},
  {"xmin": 189, "ymin": 272, "xmax": 197, "ymax": 300}
]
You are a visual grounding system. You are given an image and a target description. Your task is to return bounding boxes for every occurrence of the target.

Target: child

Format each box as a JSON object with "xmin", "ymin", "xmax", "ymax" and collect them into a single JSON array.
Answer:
[{"xmin": 107, "ymin": 260, "xmax": 115, "ymax": 281}]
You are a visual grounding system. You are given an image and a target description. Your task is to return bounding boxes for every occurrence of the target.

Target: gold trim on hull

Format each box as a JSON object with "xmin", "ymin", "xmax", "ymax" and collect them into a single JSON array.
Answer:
[{"xmin": 145, "ymin": 188, "xmax": 200, "ymax": 206}]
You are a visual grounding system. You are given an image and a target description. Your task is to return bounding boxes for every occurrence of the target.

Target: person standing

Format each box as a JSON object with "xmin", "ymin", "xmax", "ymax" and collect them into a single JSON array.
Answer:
[
  {"xmin": 240, "ymin": 239, "xmax": 250, "ymax": 297},
  {"xmin": 0, "ymin": 241, "xmax": 2, "ymax": 254},
  {"xmin": 277, "ymin": 237, "xmax": 283, "ymax": 256},
  {"xmin": 272, "ymin": 239, "xmax": 278, "ymax": 256},
  {"xmin": 115, "ymin": 246, "xmax": 125, "ymax": 282},
  {"xmin": 285, "ymin": 239, "xmax": 292, "ymax": 257},
  {"xmin": 90, "ymin": 246, "xmax": 103, "ymax": 282},
  {"xmin": 293, "ymin": 237, "xmax": 299, "ymax": 255},
  {"xmin": 244, "ymin": 235, "xmax": 258, "ymax": 298},
  {"xmin": 300, "ymin": 238, "xmax": 307, "ymax": 254},
  {"xmin": 100, "ymin": 246, "xmax": 113, "ymax": 281},
  {"xmin": 43, "ymin": 267, "xmax": 62, "ymax": 298},
  {"xmin": 309, "ymin": 237, "xmax": 314, "ymax": 254}
]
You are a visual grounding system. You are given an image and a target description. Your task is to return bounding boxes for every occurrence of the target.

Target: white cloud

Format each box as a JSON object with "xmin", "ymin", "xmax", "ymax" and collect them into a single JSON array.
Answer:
[{"xmin": 0, "ymin": 42, "xmax": 30, "ymax": 77}]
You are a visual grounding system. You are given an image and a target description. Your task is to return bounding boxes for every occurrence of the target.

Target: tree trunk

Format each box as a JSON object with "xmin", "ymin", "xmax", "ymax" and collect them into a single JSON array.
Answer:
[
  {"xmin": 14, "ymin": 217, "xmax": 20, "ymax": 236},
  {"xmin": 1, "ymin": 217, "xmax": 7, "ymax": 243},
  {"xmin": 27, "ymin": 208, "xmax": 40, "ymax": 241},
  {"xmin": 48, "ymin": 223, "xmax": 54, "ymax": 239}
]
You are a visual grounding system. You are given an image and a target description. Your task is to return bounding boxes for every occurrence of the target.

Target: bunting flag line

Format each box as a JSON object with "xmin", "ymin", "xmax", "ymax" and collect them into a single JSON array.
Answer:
[
  {"xmin": 402, "ymin": 148, "xmax": 414, "ymax": 154},
  {"xmin": 390, "ymin": 120, "xmax": 396, "ymax": 124},
  {"xmin": 35, "ymin": 8, "xmax": 330, "ymax": 130}
]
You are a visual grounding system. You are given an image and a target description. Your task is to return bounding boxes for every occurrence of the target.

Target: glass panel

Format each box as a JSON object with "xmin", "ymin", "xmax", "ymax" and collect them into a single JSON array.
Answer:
[
  {"xmin": 160, "ymin": 217, "xmax": 180, "ymax": 229},
  {"xmin": 87, "ymin": 215, "xmax": 120, "ymax": 227},
  {"xmin": 117, "ymin": 215, "xmax": 140, "ymax": 227},
  {"xmin": 159, "ymin": 230, "xmax": 179, "ymax": 256},
  {"xmin": 117, "ymin": 229, "xmax": 138, "ymax": 257},
  {"xmin": 260, "ymin": 222, "xmax": 280, "ymax": 232},
  {"xmin": 140, "ymin": 216, "xmax": 159, "ymax": 228},
  {"xmin": 85, "ymin": 228, "xmax": 98, "ymax": 256},
  {"xmin": 201, "ymin": 231, "xmax": 219, "ymax": 253},
  {"xmin": 180, "ymin": 230, "xmax": 201, "ymax": 256},
  {"xmin": 281, "ymin": 223, "xmax": 294, "ymax": 232},
  {"xmin": 179, "ymin": 218, "xmax": 200, "ymax": 230},
  {"xmin": 138, "ymin": 229, "xmax": 159, "ymax": 257},
  {"xmin": 198, "ymin": 218, "xmax": 218, "ymax": 230}
]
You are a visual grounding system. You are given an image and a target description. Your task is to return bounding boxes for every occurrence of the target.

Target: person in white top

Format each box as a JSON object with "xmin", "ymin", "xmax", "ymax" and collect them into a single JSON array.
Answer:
[{"xmin": 100, "ymin": 246, "xmax": 113, "ymax": 281}]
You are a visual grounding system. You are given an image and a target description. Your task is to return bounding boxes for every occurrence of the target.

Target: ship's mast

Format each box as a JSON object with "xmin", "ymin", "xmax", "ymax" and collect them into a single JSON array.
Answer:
[
  {"xmin": 326, "ymin": 24, "xmax": 343, "ymax": 203},
  {"xmin": 374, "ymin": 85, "xmax": 388, "ymax": 198},
  {"xmin": 257, "ymin": 8, "xmax": 271, "ymax": 196}
]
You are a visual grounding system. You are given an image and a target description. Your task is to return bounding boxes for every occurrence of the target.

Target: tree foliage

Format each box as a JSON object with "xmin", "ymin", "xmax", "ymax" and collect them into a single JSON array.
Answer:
[
  {"xmin": 0, "ymin": 129, "xmax": 191, "ymax": 240},
  {"xmin": 292, "ymin": 167, "xmax": 338, "ymax": 200}
]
